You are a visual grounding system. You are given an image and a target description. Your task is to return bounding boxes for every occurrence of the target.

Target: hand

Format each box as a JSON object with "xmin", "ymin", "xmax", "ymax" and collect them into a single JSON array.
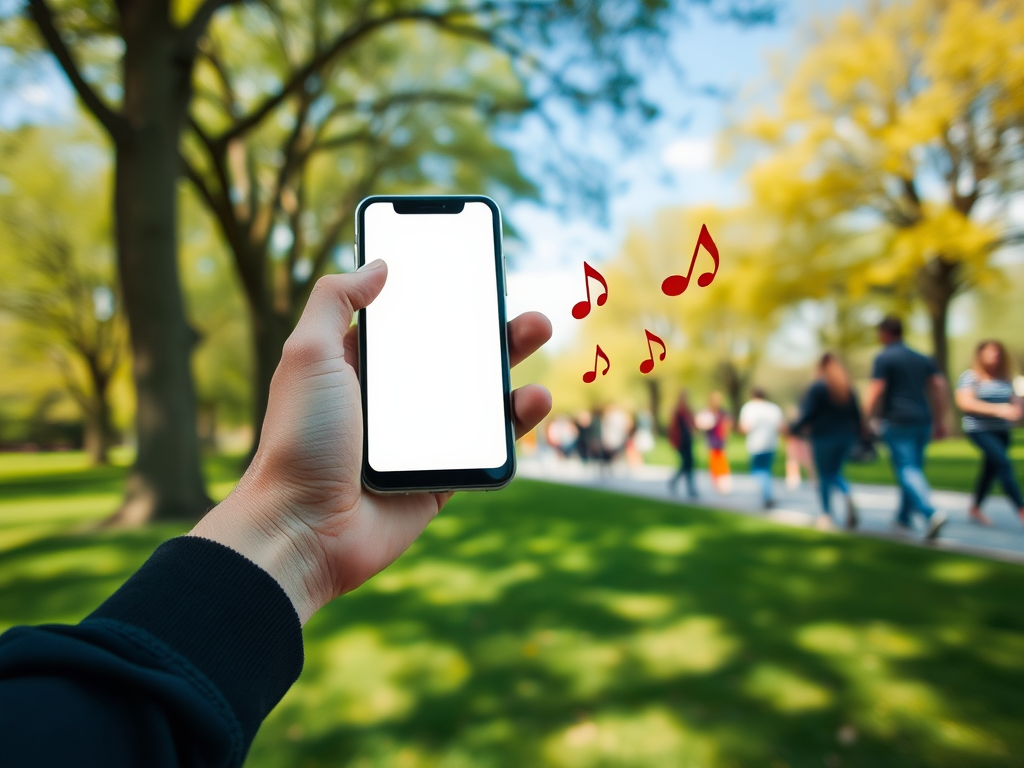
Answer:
[
  {"xmin": 190, "ymin": 260, "xmax": 553, "ymax": 623},
  {"xmin": 932, "ymin": 421, "xmax": 950, "ymax": 441},
  {"xmin": 998, "ymin": 402, "xmax": 1023, "ymax": 422}
]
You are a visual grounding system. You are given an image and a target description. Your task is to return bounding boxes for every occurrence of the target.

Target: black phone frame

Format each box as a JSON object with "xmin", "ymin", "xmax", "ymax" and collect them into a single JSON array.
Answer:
[{"xmin": 356, "ymin": 194, "xmax": 516, "ymax": 493}]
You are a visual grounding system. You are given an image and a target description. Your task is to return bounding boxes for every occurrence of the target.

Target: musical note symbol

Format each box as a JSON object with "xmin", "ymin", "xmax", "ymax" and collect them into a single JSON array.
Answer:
[
  {"xmin": 638, "ymin": 329, "xmax": 667, "ymax": 375},
  {"xmin": 572, "ymin": 261, "xmax": 609, "ymax": 319},
  {"xmin": 582, "ymin": 345, "xmax": 611, "ymax": 383},
  {"xmin": 661, "ymin": 223, "xmax": 719, "ymax": 297}
]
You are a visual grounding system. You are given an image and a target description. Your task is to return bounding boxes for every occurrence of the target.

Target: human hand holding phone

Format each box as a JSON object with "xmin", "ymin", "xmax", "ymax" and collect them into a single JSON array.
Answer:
[{"xmin": 190, "ymin": 261, "xmax": 552, "ymax": 624}]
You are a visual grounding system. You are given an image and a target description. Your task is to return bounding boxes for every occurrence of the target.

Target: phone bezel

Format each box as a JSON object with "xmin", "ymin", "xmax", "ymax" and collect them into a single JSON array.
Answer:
[{"xmin": 356, "ymin": 194, "xmax": 516, "ymax": 493}]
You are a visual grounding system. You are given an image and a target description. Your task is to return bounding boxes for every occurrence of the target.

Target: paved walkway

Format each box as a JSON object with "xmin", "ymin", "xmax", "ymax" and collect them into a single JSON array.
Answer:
[{"xmin": 517, "ymin": 457, "xmax": 1024, "ymax": 565}]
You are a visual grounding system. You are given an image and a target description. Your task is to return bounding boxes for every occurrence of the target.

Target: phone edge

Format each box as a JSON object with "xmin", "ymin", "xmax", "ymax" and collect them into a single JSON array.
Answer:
[{"xmin": 356, "ymin": 194, "xmax": 517, "ymax": 494}]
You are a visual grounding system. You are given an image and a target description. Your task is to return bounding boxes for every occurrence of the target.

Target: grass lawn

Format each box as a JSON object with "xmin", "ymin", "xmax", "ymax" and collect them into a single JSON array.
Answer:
[
  {"xmin": 642, "ymin": 434, "xmax": 1024, "ymax": 496},
  {"xmin": 2, "ymin": 453, "xmax": 1023, "ymax": 767}
]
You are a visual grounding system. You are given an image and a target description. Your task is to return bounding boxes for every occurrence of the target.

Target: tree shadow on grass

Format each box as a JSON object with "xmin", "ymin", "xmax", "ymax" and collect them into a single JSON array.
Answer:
[
  {"xmin": 250, "ymin": 480, "xmax": 1024, "ymax": 768},
  {"xmin": 0, "ymin": 526, "xmax": 187, "ymax": 629},
  {"xmin": 0, "ymin": 453, "xmax": 243, "ymax": 505},
  {"xmin": 3, "ymin": 467, "xmax": 1022, "ymax": 767}
]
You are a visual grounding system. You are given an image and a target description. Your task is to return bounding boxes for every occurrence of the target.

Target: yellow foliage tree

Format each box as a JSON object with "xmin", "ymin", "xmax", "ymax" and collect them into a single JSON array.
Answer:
[
  {"xmin": 548, "ymin": 206, "xmax": 794, "ymax": 428},
  {"xmin": 740, "ymin": 0, "xmax": 1024, "ymax": 381}
]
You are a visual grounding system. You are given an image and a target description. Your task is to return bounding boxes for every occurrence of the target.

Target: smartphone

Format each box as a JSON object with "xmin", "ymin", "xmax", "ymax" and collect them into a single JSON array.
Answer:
[{"xmin": 356, "ymin": 195, "xmax": 516, "ymax": 493}]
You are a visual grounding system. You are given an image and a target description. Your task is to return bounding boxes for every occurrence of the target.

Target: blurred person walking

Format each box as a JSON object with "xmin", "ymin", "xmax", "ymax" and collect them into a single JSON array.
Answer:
[
  {"xmin": 863, "ymin": 316, "xmax": 950, "ymax": 540},
  {"xmin": 574, "ymin": 410, "xmax": 595, "ymax": 464},
  {"xmin": 790, "ymin": 353, "xmax": 862, "ymax": 528},
  {"xmin": 738, "ymin": 388, "xmax": 784, "ymax": 509},
  {"xmin": 697, "ymin": 391, "xmax": 733, "ymax": 494},
  {"xmin": 955, "ymin": 340, "xmax": 1024, "ymax": 526},
  {"xmin": 668, "ymin": 390, "xmax": 698, "ymax": 499},
  {"xmin": 601, "ymin": 405, "xmax": 634, "ymax": 461},
  {"xmin": 544, "ymin": 415, "xmax": 579, "ymax": 461},
  {"xmin": 629, "ymin": 411, "xmax": 656, "ymax": 467},
  {"xmin": 784, "ymin": 405, "xmax": 817, "ymax": 489},
  {"xmin": 598, "ymin": 404, "xmax": 633, "ymax": 475}
]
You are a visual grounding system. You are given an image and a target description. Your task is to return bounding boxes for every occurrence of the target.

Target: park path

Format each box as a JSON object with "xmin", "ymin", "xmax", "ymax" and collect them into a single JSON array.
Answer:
[{"xmin": 516, "ymin": 457, "xmax": 1024, "ymax": 565}]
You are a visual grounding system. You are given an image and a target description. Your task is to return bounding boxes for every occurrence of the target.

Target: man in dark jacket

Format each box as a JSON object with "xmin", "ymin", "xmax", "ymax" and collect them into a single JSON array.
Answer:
[
  {"xmin": 863, "ymin": 315, "xmax": 950, "ymax": 540},
  {"xmin": 0, "ymin": 261, "xmax": 553, "ymax": 768}
]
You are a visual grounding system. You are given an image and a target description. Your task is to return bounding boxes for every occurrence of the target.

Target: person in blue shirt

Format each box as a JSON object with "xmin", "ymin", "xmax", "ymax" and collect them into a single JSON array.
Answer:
[
  {"xmin": 954, "ymin": 340, "xmax": 1023, "ymax": 526},
  {"xmin": 863, "ymin": 316, "xmax": 950, "ymax": 540}
]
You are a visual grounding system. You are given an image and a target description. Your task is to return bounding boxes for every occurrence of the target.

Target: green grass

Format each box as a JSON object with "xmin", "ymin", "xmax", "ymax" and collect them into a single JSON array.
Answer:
[
  {"xmin": 644, "ymin": 434, "xmax": 1024, "ymax": 496},
  {"xmin": 2, "ymin": 453, "xmax": 1023, "ymax": 767}
]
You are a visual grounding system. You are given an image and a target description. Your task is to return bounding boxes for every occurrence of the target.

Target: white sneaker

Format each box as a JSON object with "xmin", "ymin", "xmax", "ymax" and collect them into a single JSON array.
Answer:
[{"xmin": 925, "ymin": 511, "xmax": 948, "ymax": 541}]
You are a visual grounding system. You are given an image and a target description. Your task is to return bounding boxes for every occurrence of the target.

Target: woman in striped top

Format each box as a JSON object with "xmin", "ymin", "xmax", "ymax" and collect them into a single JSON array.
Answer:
[{"xmin": 955, "ymin": 340, "xmax": 1023, "ymax": 526}]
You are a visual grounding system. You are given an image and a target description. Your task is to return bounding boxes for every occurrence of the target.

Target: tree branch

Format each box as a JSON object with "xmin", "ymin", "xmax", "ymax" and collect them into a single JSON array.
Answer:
[
  {"xmin": 217, "ymin": 5, "xmax": 503, "ymax": 143},
  {"xmin": 180, "ymin": 153, "xmax": 228, "ymax": 232},
  {"xmin": 310, "ymin": 128, "xmax": 371, "ymax": 155},
  {"xmin": 197, "ymin": 39, "xmax": 239, "ymax": 115},
  {"xmin": 180, "ymin": 150, "xmax": 262, "ymax": 305},
  {"xmin": 301, "ymin": 167, "xmax": 382, "ymax": 303},
  {"xmin": 27, "ymin": 0, "xmax": 125, "ymax": 141},
  {"xmin": 312, "ymin": 90, "xmax": 534, "ymax": 147},
  {"xmin": 178, "ymin": 0, "xmax": 239, "ymax": 51},
  {"xmin": 263, "ymin": 92, "xmax": 315, "ymax": 253}
]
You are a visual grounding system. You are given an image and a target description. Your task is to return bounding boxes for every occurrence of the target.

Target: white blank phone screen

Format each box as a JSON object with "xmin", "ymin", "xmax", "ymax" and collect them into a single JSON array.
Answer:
[{"xmin": 364, "ymin": 201, "xmax": 508, "ymax": 472}]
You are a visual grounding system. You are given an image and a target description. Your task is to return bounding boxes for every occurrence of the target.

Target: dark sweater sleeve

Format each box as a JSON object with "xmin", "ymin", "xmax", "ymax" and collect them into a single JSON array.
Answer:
[
  {"xmin": 0, "ymin": 536, "xmax": 304, "ymax": 768},
  {"xmin": 851, "ymin": 387, "xmax": 864, "ymax": 434},
  {"xmin": 790, "ymin": 383, "xmax": 822, "ymax": 435}
]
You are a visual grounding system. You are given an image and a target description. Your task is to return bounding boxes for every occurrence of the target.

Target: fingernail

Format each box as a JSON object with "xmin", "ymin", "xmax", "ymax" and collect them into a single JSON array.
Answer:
[{"xmin": 357, "ymin": 259, "xmax": 385, "ymax": 272}]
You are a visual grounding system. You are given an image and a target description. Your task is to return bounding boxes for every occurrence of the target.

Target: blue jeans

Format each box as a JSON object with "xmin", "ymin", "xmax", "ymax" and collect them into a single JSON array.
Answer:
[
  {"xmin": 811, "ymin": 434, "xmax": 854, "ymax": 515},
  {"xmin": 750, "ymin": 451, "xmax": 775, "ymax": 505},
  {"xmin": 882, "ymin": 422, "xmax": 934, "ymax": 523},
  {"xmin": 967, "ymin": 430, "xmax": 1024, "ymax": 509}
]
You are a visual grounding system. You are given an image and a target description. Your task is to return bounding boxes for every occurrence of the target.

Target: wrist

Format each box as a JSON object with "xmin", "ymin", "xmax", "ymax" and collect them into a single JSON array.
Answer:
[{"xmin": 189, "ymin": 463, "xmax": 332, "ymax": 624}]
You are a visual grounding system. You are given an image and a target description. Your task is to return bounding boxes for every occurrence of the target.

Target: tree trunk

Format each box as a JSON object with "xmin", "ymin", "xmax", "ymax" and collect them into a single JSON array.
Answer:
[
  {"xmin": 247, "ymin": 298, "xmax": 292, "ymax": 462},
  {"xmin": 108, "ymin": 3, "xmax": 211, "ymax": 525},
  {"xmin": 83, "ymin": 366, "xmax": 112, "ymax": 466},
  {"xmin": 918, "ymin": 256, "xmax": 957, "ymax": 378},
  {"xmin": 645, "ymin": 377, "xmax": 663, "ymax": 437},
  {"xmin": 716, "ymin": 361, "xmax": 745, "ymax": 420},
  {"xmin": 926, "ymin": 294, "xmax": 951, "ymax": 383},
  {"xmin": 918, "ymin": 255, "xmax": 959, "ymax": 430}
]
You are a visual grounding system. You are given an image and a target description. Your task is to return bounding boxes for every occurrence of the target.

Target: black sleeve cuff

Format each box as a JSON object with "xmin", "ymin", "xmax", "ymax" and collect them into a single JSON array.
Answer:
[{"xmin": 86, "ymin": 536, "xmax": 304, "ymax": 745}]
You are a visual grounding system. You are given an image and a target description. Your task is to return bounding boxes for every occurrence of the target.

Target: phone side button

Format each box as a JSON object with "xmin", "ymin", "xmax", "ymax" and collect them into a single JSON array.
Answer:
[{"xmin": 502, "ymin": 255, "xmax": 508, "ymax": 295}]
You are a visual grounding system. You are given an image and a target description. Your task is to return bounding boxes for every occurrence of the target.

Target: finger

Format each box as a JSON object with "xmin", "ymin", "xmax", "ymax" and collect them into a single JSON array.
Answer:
[
  {"xmin": 343, "ymin": 324, "xmax": 359, "ymax": 373},
  {"xmin": 286, "ymin": 261, "xmax": 387, "ymax": 359},
  {"xmin": 512, "ymin": 383, "xmax": 553, "ymax": 439},
  {"xmin": 508, "ymin": 311, "xmax": 552, "ymax": 368}
]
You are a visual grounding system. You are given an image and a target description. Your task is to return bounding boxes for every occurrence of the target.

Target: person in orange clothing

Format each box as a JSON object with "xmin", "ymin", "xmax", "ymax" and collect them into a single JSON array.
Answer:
[{"xmin": 697, "ymin": 391, "xmax": 733, "ymax": 494}]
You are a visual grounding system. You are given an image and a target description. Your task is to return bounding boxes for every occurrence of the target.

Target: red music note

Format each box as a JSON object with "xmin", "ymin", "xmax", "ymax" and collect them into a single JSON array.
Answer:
[
  {"xmin": 639, "ymin": 329, "xmax": 667, "ymax": 374},
  {"xmin": 572, "ymin": 261, "xmax": 609, "ymax": 319},
  {"xmin": 661, "ymin": 223, "xmax": 719, "ymax": 297},
  {"xmin": 582, "ymin": 345, "xmax": 611, "ymax": 383}
]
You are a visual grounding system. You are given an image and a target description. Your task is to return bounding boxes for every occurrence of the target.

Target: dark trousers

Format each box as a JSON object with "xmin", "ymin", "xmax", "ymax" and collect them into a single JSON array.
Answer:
[
  {"xmin": 671, "ymin": 439, "xmax": 697, "ymax": 497},
  {"xmin": 811, "ymin": 434, "xmax": 854, "ymax": 515},
  {"xmin": 967, "ymin": 430, "xmax": 1024, "ymax": 509}
]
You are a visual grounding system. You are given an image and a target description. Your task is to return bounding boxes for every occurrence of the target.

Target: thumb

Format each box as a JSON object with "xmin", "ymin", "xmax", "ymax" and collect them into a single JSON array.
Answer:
[{"xmin": 288, "ymin": 260, "xmax": 388, "ymax": 356}]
